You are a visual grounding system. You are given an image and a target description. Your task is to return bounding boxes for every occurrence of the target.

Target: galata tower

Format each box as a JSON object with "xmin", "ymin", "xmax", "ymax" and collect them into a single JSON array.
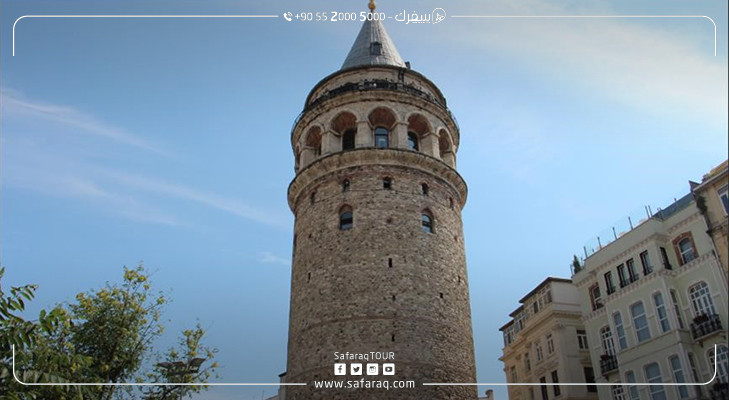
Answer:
[{"xmin": 284, "ymin": 2, "xmax": 478, "ymax": 398}]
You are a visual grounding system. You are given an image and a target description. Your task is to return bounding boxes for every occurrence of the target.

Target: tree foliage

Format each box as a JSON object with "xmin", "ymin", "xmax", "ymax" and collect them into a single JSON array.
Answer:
[{"xmin": 0, "ymin": 265, "xmax": 218, "ymax": 400}]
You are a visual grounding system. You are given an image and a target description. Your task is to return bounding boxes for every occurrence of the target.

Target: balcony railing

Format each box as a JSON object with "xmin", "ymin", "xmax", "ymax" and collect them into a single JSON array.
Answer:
[
  {"xmin": 691, "ymin": 314, "xmax": 722, "ymax": 339},
  {"xmin": 600, "ymin": 354, "xmax": 618, "ymax": 375},
  {"xmin": 710, "ymin": 382, "xmax": 727, "ymax": 400}
]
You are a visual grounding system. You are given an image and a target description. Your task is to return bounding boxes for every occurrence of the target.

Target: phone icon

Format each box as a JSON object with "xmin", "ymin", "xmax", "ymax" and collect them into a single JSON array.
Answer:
[{"xmin": 283, "ymin": 12, "xmax": 293, "ymax": 22}]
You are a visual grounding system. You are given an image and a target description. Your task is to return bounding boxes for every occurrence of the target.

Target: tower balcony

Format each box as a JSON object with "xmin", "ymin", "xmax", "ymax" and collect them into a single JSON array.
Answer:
[
  {"xmin": 691, "ymin": 313, "xmax": 722, "ymax": 340},
  {"xmin": 600, "ymin": 354, "xmax": 618, "ymax": 376}
]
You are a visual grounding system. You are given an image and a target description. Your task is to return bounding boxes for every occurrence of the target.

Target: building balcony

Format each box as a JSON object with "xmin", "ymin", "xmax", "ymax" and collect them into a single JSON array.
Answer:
[
  {"xmin": 600, "ymin": 354, "xmax": 618, "ymax": 376},
  {"xmin": 691, "ymin": 314, "xmax": 723, "ymax": 340},
  {"xmin": 710, "ymin": 382, "xmax": 728, "ymax": 400}
]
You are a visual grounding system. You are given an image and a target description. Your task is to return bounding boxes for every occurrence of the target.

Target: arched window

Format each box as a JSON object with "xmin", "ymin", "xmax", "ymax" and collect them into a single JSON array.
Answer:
[
  {"xmin": 708, "ymin": 345, "xmax": 729, "ymax": 383},
  {"xmin": 689, "ymin": 281, "xmax": 716, "ymax": 317},
  {"xmin": 342, "ymin": 179, "xmax": 350, "ymax": 192},
  {"xmin": 374, "ymin": 127, "xmax": 389, "ymax": 148},
  {"xmin": 421, "ymin": 212, "xmax": 434, "ymax": 233},
  {"xmin": 383, "ymin": 177, "xmax": 392, "ymax": 190},
  {"xmin": 342, "ymin": 129, "xmax": 356, "ymax": 151},
  {"xmin": 407, "ymin": 132, "xmax": 419, "ymax": 151},
  {"xmin": 678, "ymin": 237, "xmax": 696, "ymax": 264},
  {"xmin": 339, "ymin": 206, "xmax": 353, "ymax": 230},
  {"xmin": 600, "ymin": 325, "xmax": 615, "ymax": 356}
]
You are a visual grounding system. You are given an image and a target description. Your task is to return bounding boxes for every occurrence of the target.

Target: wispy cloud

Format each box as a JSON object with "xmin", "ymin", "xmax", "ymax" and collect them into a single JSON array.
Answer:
[
  {"xmin": 2, "ymin": 89, "xmax": 167, "ymax": 154},
  {"xmin": 258, "ymin": 252, "xmax": 290, "ymax": 267}
]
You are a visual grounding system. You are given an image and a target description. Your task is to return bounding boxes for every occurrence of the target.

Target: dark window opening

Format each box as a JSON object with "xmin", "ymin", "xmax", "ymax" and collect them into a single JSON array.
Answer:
[
  {"xmin": 584, "ymin": 367, "xmax": 597, "ymax": 392},
  {"xmin": 407, "ymin": 132, "xmax": 419, "ymax": 151},
  {"xmin": 421, "ymin": 183, "xmax": 429, "ymax": 195},
  {"xmin": 383, "ymin": 177, "xmax": 392, "ymax": 190},
  {"xmin": 449, "ymin": 197, "xmax": 454, "ymax": 209},
  {"xmin": 339, "ymin": 208, "xmax": 353, "ymax": 230},
  {"xmin": 421, "ymin": 213, "xmax": 434, "ymax": 233},
  {"xmin": 439, "ymin": 292, "xmax": 444, "ymax": 299},
  {"xmin": 391, "ymin": 334, "xmax": 395, "ymax": 342},
  {"xmin": 370, "ymin": 41, "xmax": 382, "ymax": 55},
  {"xmin": 392, "ymin": 295, "xmax": 396, "ymax": 301},
  {"xmin": 660, "ymin": 247, "xmax": 672, "ymax": 270},
  {"xmin": 375, "ymin": 127, "xmax": 389, "ymax": 148},
  {"xmin": 640, "ymin": 250, "xmax": 653, "ymax": 275},
  {"xmin": 342, "ymin": 179, "xmax": 350, "ymax": 192},
  {"xmin": 307, "ymin": 272, "xmax": 311, "ymax": 283},
  {"xmin": 342, "ymin": 129, "xmax": 356, "ymax": 151},
  {"xmin": 388, "ymin": 258, "xmax": 393, "ymax": 268},
  {"xmin": 310, "ymin": 192, "xmax": 316, "ymax": 205}
]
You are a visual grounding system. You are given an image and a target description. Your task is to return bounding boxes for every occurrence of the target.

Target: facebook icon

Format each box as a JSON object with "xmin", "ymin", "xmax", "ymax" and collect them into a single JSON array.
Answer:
[{"xmin": 334, "ymin": 363, "xmax": 346, "ymax": 376}]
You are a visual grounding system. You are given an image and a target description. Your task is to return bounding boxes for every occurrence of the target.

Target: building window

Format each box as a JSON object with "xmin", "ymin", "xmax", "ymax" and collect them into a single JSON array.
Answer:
[
  {"xmin": 510, "ymin": 366, "xmax": 517, "ymax": 383},
  {"xmin": 536, "ymin": 343, "xmax": 544, "ymax": 361},
  {"xmin": 342, "ymin": 179, "xmax": 350, "ymax": 192},
  {"xmin": 626, "ymin": 258, "xmax": 639, "ymax": 282},
  {"xmin": 546, "ymin": 334, "xmax": 554, "ymax": 354},
  {"xmin": 342, "ymin": 129, "xmax": 356, "ymax": 151},
  {"xmin": 421, "ymin": 212, "xmax": 434, "ymax": 233},
  {"xmin": 640, "ymin": 250, "xmax": 653, "ymax": 275},
  {"xmin": 669, "ymin": 355, "xmax": 689, "ymax": 398},
  {"xmin": 645, "ymin": 362, "xmax": 667, "ymax": 400},
  {"xmin": 370, "ymin": 41, "xmax": 382, "ymax": 55},
  {"xmin": 407, "ymin": 132, "xmax": 419, "ymax": 151},
  {"xmin": 689, "ymin": 281, "xmax": 716, "ymax": 317},
  {"xmin": 525, "ymin": 352, "xmax": 531, "ymax": 371},
  {"xmin": 708, "ymin": 344, "xmax": 729, "ymax": 383},
  {"xmin": 540, "ymin": 377, "xmax": 548, "ymax": 400},
  {"xmin": 577, "ymin": 330, "xmax": 589, "ymax": 350},
  {"xmin": 612, "ymin": 385, "xmax": 626, "ymax": 400},
  {"xmin": 601, "ymin": 325, "xmax": 616, "ymax": 356},
  {"xmin": 625, "ymin": 371, "xmax": 640, "ymax": 400},
  {"xmin": 613, "ymin": 312, "xmax": 628, "ymax": 350},
  {"xmin": 660, "ymin": 247, "xmax": 672, "ymax": 270},
  {"xmin": 605, "ymin": 271, "xmax": 616, "ymax": 295},
  {"xmin": 718, "ymin": 184, "xmax": 729, "ymax": 215},
  {"xmin": 589, "ymin": 284, "xmax": 603, "ymax": 310},
  {"xmin": 653, "ymin": 292, "xmax": 671, "ymax": 333},
  {"xmin": 383, "ymin": 177, "xmax": 392, "ymax": 190},
  {"xmin": 676, "ymin": 237, "xmax": 697, "ymax": 265},
  {"xmin": 310, "ymin": 192, "xmax": 316, "ymax": 205},
  {"xmin": 631, "ymin": 301, "xmax": 651, "ymax": 343},
  {"xmin": 670, "ymin": 290, "xmax": 686, "ymax": 329},
  {"xmin": 339, "ymin": 206, "xmax": 353, "ymax": 230},
  {"xmin": 584, "ymin": 367, "xmax": 597, "ymax": 392},
  {"xmin": 421, "ymin": 183, "xmax": 429, "ymax": 195},
  {"xmin": 551, "ymin": 370, "xmax": 560, "ymax": 397},
  {"xmin": 617, "ymin": 264, "xmax": 628, "ymax": 288},
  {"xmin": 374, "ymin": 127, "xmax": 389, "ymax": 148}
]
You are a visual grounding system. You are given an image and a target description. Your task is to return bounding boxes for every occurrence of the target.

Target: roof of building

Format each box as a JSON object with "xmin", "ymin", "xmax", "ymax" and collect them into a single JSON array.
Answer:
[
  {"xmin": 341, "ymin": 18, "xmax": 406, "ymax": 70},
  {"xmin": 518, "ymin": 277, "xmax": 571, "ymax": 303}
]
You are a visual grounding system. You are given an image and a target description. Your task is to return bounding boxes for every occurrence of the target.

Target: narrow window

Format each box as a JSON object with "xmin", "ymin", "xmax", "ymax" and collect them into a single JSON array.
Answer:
[
  {"xmin": 660, "ymin": 247, "xmax": 672, "ymax": 269},
  {"xmin": 421, "ymin": 212, "xmax": 434, "ymax": 233},
  {"xmin": 449, "ymin": 197, "xmax": 454, "ymax": 209},
  {"xmin": 708, "ymin": 345, "xmax": 728, "ymax": 383},
  {"xmin": 407, "ymin": 132, "xmax": 419, "ymax": 151},
  {"xmin": 551, "ymin": 370, "xmax": 560, "ymax": 397},
  {"xmin": 524, "ymin": 352, "xmax": 531, "ymax": 371},
  {"xmin": 669, "ymin": 355, "xmax": 690, "ymax": 398},
  {"xmin": 439, "ymin": 292, "xmax": 444, "ymax": 299},
  {"xmin": 546, "ymin": 334, "xmax": 554, "ymax": 354},
  {"xmin": 617, "ymin": 264, "xmax": 628, "ymax": 287},
  {"xmin": 645, "ymin": 362, "xmax": 667, "ymax": 400},
  {"xmin": 374, "ymin": 127, "xmax": 389, "ymax": 148},
  {"xmin": 421, "ymin": 183, "xmax": 429, "ymax": 195},
  {"xmin": 670, "ymin": 290, "xmax": 686, "ymax": 329},
  {"xmin": 653, "ymin": 292, "xmax": 671, "ymax": 333},
  {"xmin": 388, "ymin": 258, "xmax": 393, "ymax": 268},
  {"xmin": 611, "ymin": 385, "xmax": 626, "ymax": 400},
  {"xmin": 310, "ymin": 192, "xmax": 316, "ymax": 205},
  {"xmin": 677, "ymin": 237, "xmax": 696, "ymax": 264},
  {"xmin": 604, "ymin": 271, "xmax": 616, "ymax": 294},
  {"xmin": 626, "ymin": 258, "xmax": 639, "ymax": 282},
  {"xmin": 391, "ymin": 334, "xmax": 395, "ymax": 342},
  {"xmin": 640, "ymin": 250, "xmax": 653, "ymax": 275},
  {"xmin": 370, "ymin": 41, "xmax": 382, "ymax": 55},
  {"xmin": 383, "ymin": 177, "xmax": 392, "ymax": 190},
  {"xmin": 342, "ymin": 179, "xmax": 350, "ymax": 192},
  {"xmin": 590, "ymin": 283, "xmax": 603, "ymax": 310},
  {"xmin": 584, "ymin": 367, "xmax": 597, "ymax": 392},
  {"xmin": 510, "ymin": 366, "xmax": 518, "ymax": 383},
  {"xmin": 625, "ymin": 371, "xmax": 640, "ymax": 400},
  {"xmin": 536, "ymin": 343, "xmax": 544, "ymax": 361},
  {"xmin": 577, "ymin": 330, "xmax": 589, "ymax": 350},
  {"xmin": 631, "ymin": 301, "xmax": 651, "ymax": 342},
  {"xmin": 601, "ymin": 325, "xmax": 616, "ymax": 356},
  {"xmin": 539, "ymin": 377, "xmax": 548, "ymax": 400},
  {"xmin": 613, "ymin": 312, "xmax": 628, "ymax": 350},
  {"xmin": 339, "ymin": 206, "xmax": 353, "ymax": 230},
  {"xmin": 718, "ymin": 184, "xmax": 729, "ymax": 214},
  {"xmin": 342, "ymin": 129, "xmax": 356, "ymax": 151},
  {"xmin": 307, "ymin": 272, "xmax": 311, "ymax": 283}
]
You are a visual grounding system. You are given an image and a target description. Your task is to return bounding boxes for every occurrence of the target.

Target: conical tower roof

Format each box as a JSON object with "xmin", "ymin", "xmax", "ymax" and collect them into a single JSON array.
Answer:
[{"xmin": 341, "ymin": 19, "xmax": 406, "ymax": 69}]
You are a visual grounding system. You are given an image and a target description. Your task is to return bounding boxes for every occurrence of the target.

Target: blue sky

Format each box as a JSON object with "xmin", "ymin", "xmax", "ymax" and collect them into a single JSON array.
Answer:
[{"xmin": 1, "ymin": 0, "xmax": 727, "ymax": 399}]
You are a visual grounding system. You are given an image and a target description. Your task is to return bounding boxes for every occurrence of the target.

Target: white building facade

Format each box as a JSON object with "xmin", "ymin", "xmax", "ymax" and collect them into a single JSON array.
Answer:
[{"xmin": 573, "ymin": 194, "xmax": 728, "ymax": 400}]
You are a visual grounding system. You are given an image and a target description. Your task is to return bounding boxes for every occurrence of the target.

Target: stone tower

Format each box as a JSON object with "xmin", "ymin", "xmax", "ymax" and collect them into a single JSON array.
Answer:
[{"xmin": 285, "ymin": 8, "xmax": 477, "ymax": 399}]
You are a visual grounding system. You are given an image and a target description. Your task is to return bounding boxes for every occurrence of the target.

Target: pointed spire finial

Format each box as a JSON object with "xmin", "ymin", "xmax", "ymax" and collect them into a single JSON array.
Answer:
[{"xmin": 368, "ymin": 0, "xmax": 376, "ymax": 13}]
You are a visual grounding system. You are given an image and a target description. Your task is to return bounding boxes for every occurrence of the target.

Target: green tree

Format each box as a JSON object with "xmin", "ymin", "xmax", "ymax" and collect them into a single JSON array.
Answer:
[{"xmin": 0, "ymin": 265, "xmax": 218, "ymax": 400}]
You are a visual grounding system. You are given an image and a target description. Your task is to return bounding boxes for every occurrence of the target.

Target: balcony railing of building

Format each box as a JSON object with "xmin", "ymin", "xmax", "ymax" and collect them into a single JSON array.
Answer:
[
  {"xmin": 710, "ymin": 382, "xmax": 728, "ymax": 400},
  {"xmin": 619, "ymin": 275, "xmax": 640, "ymax": 289},
  {"xmin": 600, "ymin": 354, "xmax": 618, "ymax": 376},
  {"xmin": 691, "ymin": 314, "xmax": 723, "ymax": 340}
]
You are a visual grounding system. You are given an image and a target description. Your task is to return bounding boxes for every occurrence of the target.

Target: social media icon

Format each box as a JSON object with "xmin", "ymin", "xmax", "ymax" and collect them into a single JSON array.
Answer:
[
  {"xmin": 334, "ymin": 363, "xmax": 346, "ymax": 376},
  {"xmin": 350, "ymin": 363, "xmax": 362, "ymax": 375},
  {"xmin": 383, "ymin": 363, "xmax": 395, "ymax": 375},
  {"xmin": 367, "ymin": 363, "xmax": 379, "ymax": 375}
]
